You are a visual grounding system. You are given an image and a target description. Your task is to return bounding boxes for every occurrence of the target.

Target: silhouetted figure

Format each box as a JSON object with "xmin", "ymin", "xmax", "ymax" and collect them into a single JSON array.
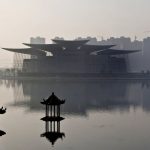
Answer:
[
  {"xmin": 0, "ymin": 107, "xmax": 7, "ymax": 114},
  {"xmin": 41, "ymin": 92, "xmax": 65, "ymax": 146}
]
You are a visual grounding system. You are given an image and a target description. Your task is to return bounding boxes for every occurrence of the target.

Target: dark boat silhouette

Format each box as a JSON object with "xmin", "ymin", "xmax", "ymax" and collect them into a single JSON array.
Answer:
[
  {"xmin": 0, "ymin": 106, "xmax": 7, "ymax": 137},
  {"xmin": 0, "ymin": 107, "xmax": 6, "ymax": 114},
  {"xmin": 0, "ymin": 130, "xmax": 6, "ymax": 136}
]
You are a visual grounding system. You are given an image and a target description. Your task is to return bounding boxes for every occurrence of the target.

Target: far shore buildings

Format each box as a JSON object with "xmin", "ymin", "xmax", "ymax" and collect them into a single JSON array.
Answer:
[
  {"xmin": 77, "ymin": 36, "xmax": 150, "ymax": 73},
  {"xmin": 2, "ymin": 36, "xmax": 150, "ymax": 76}
]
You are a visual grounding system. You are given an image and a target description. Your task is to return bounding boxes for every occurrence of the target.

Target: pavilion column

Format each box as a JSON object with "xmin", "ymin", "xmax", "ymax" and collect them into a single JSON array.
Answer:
[
  {"xmin": 46, "ymin": 105, "xmax": 48, "ymax": 117},
  {"xmin": 50, "ymin": 121, "xmax": 52, "ymax": 132},
  {"xmin": 54, "ymin": 121, "xmax": 55, "ymax": 132},
  {"xmin": 58, "ymin": 105, "xmax": 60, "ymax": 117},
  {"xmin": 54, "ymin": 106, "xmax": 55, "ymax": 117},
  {"xmin": 57, "ymin": 121, "xmax": 59, "ymax": 132},
  {"xmin": 46, "ymin": 121, "xmax": 48, "ymax": 132},
  {"xmin": 47, "ymin": 105, "xmax": 49, "ymax": 117},
  {"xmin": 45, "ymin": 105, "xmax": 47, "ymax": 117},
  {"xmin": 57, "ymin": 121, "xmax": 60, "ymax": 132},
  {"xmin": 57, "ymin": 106, "xmax": 59, "ymax": 117},
  {"xmin": 47, "ymin": 121, "xmax": 49, "ymax": 131},
  {"xmin": 50, "ymin": 105, "xmax": 52, "ymax": 116}
]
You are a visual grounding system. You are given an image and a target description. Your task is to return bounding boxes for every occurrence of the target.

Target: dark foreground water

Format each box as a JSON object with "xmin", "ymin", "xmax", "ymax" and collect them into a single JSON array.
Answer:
[{"xmin": 0, "ymin": 79, "xmax": 150, "ymax": 150}]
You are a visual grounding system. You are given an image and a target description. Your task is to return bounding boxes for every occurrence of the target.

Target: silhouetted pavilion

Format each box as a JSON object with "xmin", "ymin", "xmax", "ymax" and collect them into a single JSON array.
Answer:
[
  {"xmin": 41, "ymin": 92, "xmax": 65, "ymax": 146},
  {"xmin": 41, "ymin": 92, "xmax": 65, "ymax": 121}
]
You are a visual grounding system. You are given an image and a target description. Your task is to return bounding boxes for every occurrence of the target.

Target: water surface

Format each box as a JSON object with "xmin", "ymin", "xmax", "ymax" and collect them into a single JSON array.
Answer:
[{"xmin": 0, "ymin": 79, "xmax": 150, "ymax": 150}]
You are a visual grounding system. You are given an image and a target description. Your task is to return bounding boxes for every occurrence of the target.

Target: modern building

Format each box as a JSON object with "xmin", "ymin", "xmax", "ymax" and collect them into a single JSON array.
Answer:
[{"xmin": 2, "ymin": 38, "xmax": 140, "ymax": 76}]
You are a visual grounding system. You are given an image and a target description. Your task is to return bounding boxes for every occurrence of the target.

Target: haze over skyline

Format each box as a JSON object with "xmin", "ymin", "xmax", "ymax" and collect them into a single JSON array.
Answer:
[{"xmin": 0, "ymin": 0, "xmax": 150, "ymax": 67}]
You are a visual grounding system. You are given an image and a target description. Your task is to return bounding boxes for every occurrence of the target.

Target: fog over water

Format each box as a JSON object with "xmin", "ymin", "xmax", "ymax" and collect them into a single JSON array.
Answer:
[{"xmin": 0, "ymin": 79, "xmax": 150, "ymax": 150}]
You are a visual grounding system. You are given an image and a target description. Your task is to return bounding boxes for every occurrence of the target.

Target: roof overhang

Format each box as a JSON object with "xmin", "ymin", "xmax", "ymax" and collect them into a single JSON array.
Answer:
[
  {"xmin": 81, "ymin": 44, "xmax": 116, "ymax": 52},
  {"xmin": 96, "ymin": 49, "xmax": 141, "ymax": 55},
  {"xmin": 2, "ymin": 48, "xmax": 46, "ymax": 56}
]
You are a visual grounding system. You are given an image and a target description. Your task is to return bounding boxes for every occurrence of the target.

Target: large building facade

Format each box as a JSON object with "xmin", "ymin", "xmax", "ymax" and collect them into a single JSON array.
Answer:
[{"xmin": 2, "ymin": 38, "xmax": 140, "ymax": 76}]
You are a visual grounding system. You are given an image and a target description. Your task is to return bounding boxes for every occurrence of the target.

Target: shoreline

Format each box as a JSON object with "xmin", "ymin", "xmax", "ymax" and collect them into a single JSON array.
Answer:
[{"xmin": 1, "ymin": 73, "xmax": 150, "ymax": 81}]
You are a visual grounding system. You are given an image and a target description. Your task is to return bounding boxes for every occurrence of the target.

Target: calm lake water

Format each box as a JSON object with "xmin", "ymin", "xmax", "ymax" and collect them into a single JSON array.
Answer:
[{"xmin": 0, "ymin": 79, "xmax": 150, "ymax": 150}]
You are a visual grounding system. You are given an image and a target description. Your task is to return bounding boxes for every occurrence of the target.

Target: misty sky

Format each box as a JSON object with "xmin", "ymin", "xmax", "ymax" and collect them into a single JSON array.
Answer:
[{"xmin": 0, "ymin": 0, "xmax": 150, "ymax": 67}]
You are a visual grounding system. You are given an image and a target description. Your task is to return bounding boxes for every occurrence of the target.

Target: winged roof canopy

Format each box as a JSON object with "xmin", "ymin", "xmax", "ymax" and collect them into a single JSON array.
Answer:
[
  {"xmin": 2, "ymin": 48, "xmax": 46, "ymax": 56},
  {"xmin": 2, "ymin": 39, "xmax": 141, "ymax": 56},
  {"xmin": 96, "ymin": 49, "xmax": 141, "ymax": 55},
  {"xmin": 23, "ymin": 43, "xmax": 116, "ymax": 54}
]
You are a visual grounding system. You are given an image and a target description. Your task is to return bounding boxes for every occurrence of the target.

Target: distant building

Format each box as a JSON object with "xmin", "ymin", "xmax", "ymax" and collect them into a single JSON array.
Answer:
[
  {"xmin": 30, "ymin": 37, "xmax": 46, "ymax": 59},
  {"xmin": 79, "ymin": 36, "xmax": 150, "ymax": 73},
  {"xmin": 30, "ymin": 37, "xmax": 45, "ymax": 44},
  {"xmin": 128, "ymin": 40, "xmax": 143, "ymax": 72}
]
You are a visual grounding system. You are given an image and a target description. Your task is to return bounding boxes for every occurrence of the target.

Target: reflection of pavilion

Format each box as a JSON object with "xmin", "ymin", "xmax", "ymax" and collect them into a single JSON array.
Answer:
[
  {"xmin": 41, "ymin": 121, "xmax": 65, "ymax": 146},
  {"xmin": 41, "ymin": 92, "xmax": 65, "ymax": 146}
]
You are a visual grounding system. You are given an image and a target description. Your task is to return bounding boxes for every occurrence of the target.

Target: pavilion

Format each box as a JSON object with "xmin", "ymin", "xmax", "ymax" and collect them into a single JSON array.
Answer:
[{"xmin": 41, "ymin": 92, "xmax": 65, "ymax": 146}]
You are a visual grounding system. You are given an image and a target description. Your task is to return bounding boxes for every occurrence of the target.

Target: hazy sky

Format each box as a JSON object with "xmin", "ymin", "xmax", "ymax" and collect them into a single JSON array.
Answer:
[{"xmin": 0, "ymin": 0, "xmax": 150, "ymax": 67}]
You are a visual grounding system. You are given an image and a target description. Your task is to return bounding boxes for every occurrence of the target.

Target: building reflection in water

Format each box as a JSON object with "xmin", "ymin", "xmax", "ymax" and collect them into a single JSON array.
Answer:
[
  {"xmin": 41, "ymin": 92, "xmax": 65, "ymax": 146},
  {"xmin": 5, "ymin": 79, "xmax": 150, "ymax": 115}
]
